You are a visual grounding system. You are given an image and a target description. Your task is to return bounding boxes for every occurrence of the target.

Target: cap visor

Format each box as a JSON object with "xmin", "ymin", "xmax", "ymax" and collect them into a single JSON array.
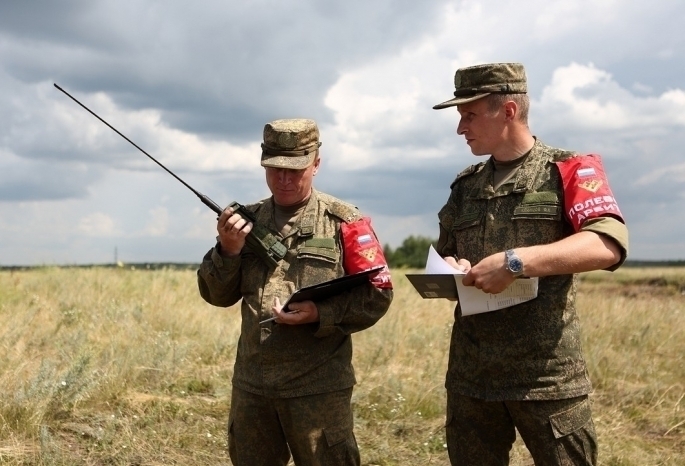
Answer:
[
  {"xmin": 432, "ymin": 92, "xmax": 491, "ymax": 110},
  {"xmin": 261, "ymin": 152, "xmax": 315, "ymax": 170}
]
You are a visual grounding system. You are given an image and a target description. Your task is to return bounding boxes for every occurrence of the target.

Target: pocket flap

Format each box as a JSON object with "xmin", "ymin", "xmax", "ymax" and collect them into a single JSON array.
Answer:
[
  {"xmin": 549, "ymin": 398, "xmax": 592, "ymax": 438},
  {"xmin": 298, "ymin": 247, "xmax": 338, "ymax": 262},
  {"xmin": 453, "ymin": 211, "xmax": 482, "ymax": 230},
  {"xmin": 323, "ymin": 426, "xmax": 347, "ymax": 447},
  {"xmin": 514, "ymin": 192, "xmax": 561, "ymax": 219},
  {"xmin": 298, "ymin": 238, "xmax": 338, "ymax": 262}
]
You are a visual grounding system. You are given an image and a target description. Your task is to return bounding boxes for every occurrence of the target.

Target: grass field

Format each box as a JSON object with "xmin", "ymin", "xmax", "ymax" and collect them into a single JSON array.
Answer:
[{"xmin": 0, "ymin": 266, "xmax": 683, "ymax": 465}]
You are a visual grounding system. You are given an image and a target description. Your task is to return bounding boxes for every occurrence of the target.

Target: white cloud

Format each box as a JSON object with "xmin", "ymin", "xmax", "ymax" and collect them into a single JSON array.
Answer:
[
  {"xmin": 635, "ymin": 163, "xmax": 685, "ymax": 186},
  {"xmin": 2, "ymin": 0, "xmax": 685, "ymax": 263},
  {"xmin": 77, "ymin": 212, "xmax": 120, "ymax": 237},
  {"xmin": 536, "ymin": 63, "xmax": 685, "ymax": 132},
  {"xmin": 141, "ymin": 207, "xmax": 170, "ymax": 237},
  {"xmin": 48, "ymin": 82, "xmax": 261, "ymax": 173}
]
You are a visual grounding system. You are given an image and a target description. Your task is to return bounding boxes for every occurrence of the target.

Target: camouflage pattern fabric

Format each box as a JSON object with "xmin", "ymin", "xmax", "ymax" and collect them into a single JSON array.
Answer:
[
  {"xmin": 433, "ymin": 62, "xmax": 528, "ymax": 109},
  {"xmin": 437, "ymin": 139, "xmax": 626, "ymax": 401},
  {"xmin": 197, "ymin": 188, "xmax": 393, "ymax": 398},
  {"xmin": 261, "ymin": 118, "xmax": 322, "ymax": 169},
  {"xmin": 445, "ymin": 392, "xmax": 597, "ymax": 465},
  {"xmin": 228, "ymin": 387, "xmax": 360, "ymax": 466}
]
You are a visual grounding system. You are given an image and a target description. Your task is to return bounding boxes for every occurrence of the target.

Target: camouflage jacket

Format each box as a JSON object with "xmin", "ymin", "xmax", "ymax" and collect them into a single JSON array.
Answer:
[
  {"xmin": 438, "ymin": 139, "xmax": 612, "ymax": 401},
  {"xmin": 197, "ymin": 189, "xmax": 393, "ymax": 398}
]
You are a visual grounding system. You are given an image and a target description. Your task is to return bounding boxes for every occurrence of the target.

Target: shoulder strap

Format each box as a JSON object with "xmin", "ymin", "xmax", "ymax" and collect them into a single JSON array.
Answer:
[
  {"xmin": 450, "ymin": 162, "xmax": 485, "ymax": 189},
  {"xmin": 326, "ymin": 201, "xmax": 362, "ymax": 223}
]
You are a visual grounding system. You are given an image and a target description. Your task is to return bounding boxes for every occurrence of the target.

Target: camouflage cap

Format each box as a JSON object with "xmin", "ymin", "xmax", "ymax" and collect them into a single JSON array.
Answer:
[
  {"xmin": 260, "ymin": 118, "xmax": 322, "ymax": 169},
  {"xmin": 433, "ymin": 62, "xmax": 527, "ymax": 110}
]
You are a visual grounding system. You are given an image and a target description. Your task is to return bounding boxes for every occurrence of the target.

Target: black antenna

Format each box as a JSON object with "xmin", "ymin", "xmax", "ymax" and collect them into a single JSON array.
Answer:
[
  {"xmin": 54, "ymin": 83, "xmax": 288, "ymax": 268},
  {"xmin": 53, "ymin": 83, "xmax": 223, "ymax": 215}
]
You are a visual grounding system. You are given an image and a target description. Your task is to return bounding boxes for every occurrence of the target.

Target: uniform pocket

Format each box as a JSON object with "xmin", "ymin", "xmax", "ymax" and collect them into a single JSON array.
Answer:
[
  {"xmin": 512, "ymin": 192, "xmax": 563, "ymax": 246},
  {"xmin": 297, "ymin": 237, "xmax": 339, "ymax": 263},
  {"xmin": 549, "ymin": 397, "xmax": 597, "ymax": 465},
  {"xmin": 549, "ymin": 397, "xmax": 591, "ymax": 438},
  {"xmin": 297, "ymin": 246, "xmax": 338, "ymax": 263},
  {"xmin": 322, "ymin": 425, "xmax": 360, "ymax": 465},
  {"xmin": 323, "ymin": 425, "xmax": 347, "ymax": 447},
  {"xmin": 453, "ymin": 211, "xmax": 483, "ymax": 230},
  {"xmin": 512, "ymin": 191, "xmax": 561, "ymax": 221},
  {"xmin": 294, "ymin": 240, "xmax": 340, "ymax": 288}
]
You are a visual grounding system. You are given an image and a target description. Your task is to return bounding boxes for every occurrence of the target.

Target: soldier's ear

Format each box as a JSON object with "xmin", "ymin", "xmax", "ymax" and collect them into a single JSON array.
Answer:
[{"xmin": 503, "ymin": 101, "xmax": 518, "ymax": 121}]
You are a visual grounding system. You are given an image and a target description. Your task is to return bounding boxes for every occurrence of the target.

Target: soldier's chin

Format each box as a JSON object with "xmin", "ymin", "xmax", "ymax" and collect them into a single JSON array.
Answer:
[
  {"xmin": 274, "ymin": 192, "xmax": 302, "ymax": 206},
  {"xmin": 471, "ymin": 150, "xmax": 490, "ymax": 157}
]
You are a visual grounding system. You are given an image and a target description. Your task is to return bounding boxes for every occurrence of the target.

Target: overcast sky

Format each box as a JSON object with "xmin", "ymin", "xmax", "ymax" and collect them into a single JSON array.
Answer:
[{"xmin": 1, "ymin": 0, "xmax": 683, "ymax": 266}]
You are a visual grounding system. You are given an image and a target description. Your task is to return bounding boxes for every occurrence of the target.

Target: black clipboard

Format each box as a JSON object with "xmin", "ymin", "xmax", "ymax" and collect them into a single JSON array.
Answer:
[
  {"xmin": 260, "ymin": 265, "xmax": 385, "ymax": 323},
  {"xmin": 405, "ymin": 273, "xmax": 458, "ymax": 299}
]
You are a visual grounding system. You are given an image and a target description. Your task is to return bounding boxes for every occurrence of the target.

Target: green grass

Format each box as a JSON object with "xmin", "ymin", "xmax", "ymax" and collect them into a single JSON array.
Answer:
[{"xmin": 0, "ymin": 266, "xmax": 683, "ymax": 465}]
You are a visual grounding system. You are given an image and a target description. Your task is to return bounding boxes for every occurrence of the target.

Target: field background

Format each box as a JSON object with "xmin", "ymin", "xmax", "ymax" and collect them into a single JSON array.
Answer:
[{"xmin": 0, "ymin": 266, "xmax": 683, "ymax": 465}]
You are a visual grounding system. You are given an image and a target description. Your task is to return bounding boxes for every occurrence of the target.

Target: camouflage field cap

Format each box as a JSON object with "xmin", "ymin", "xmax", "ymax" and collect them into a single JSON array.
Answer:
[
  {"xmin": 433, "ymin": 62, "xmax": 527, "ymax": 109},
  {"xmin": 260, "ymin": 118, "xmax": 322, "ymax": 169}
]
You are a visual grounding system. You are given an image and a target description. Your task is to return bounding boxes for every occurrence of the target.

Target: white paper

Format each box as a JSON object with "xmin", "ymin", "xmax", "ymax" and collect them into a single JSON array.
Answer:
[{"xmin": 425, "ymin": 246, "xmax": 539, "ymax": 316}]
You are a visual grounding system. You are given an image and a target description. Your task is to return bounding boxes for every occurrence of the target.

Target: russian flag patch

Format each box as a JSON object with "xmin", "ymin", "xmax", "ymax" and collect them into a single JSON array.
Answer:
[
  {"xmin": 357, "ymin": 234, "xmax": 372, "ymax": 245},
  {"xmin": 577, "ymin": 167, "xmax": 596, "ymax": 178}
]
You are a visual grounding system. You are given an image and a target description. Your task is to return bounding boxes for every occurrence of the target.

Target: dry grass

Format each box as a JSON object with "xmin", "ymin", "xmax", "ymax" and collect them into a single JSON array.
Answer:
[{"xmin": 0, "ymin": 266, "xmax": 683, "ymax": 465}]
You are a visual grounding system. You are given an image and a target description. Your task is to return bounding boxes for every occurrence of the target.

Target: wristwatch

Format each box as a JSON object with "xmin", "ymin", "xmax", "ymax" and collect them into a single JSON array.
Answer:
[{"xmin": 505, "ymin": 249, "xmax": 524, "ymax": 277}]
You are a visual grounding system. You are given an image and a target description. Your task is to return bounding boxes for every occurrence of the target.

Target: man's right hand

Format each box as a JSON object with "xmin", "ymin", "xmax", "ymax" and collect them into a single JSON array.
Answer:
[
  {"xmin": 217, "ymin": 206, "xmax": 253, "ymax": 257},
  {"xmin": 443, "ymin": 255, "xmax": 471, "ymax": 301},
  {"xmin": 444, "ymin": 255, "xmax": 471, "ymax": 273}
]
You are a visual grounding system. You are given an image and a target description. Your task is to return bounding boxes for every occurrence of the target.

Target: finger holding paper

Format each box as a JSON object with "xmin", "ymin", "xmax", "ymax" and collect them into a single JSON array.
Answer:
[
  {"xmin": 442, "ymin": 256, "xmax": 471, "ymax": 300},
  {"xmin": 406, "ymin": 245, "xmax": 539, "ymax": 315},
  {"xmin": 443, "ymin": 255, "xmax": 471, "ymax": 273}
]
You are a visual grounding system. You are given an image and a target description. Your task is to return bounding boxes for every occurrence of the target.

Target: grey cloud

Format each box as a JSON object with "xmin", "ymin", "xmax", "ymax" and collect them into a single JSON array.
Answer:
[
  {"xmin": 2, "ymin": 0, "xmax": 685, "ymax": 264},
  {"xmin": 0, "ymin": 159, "xmax": 99, "ymax": 201},
  {"xmin": 1, "ymin": 0, "xmax": 448, "ymax": 142},
  {"xmin": 318, "ymin": 155, "xmax": 460, "ymax": 215}
]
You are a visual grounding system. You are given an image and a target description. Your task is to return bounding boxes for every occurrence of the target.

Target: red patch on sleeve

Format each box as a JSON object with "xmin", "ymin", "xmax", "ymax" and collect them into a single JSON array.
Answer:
[
  {"xmin": 556, "ymin": 154, "xmax": 624, "ymax": 232},
  {"xmin": 340, "ymin": 217, "xmax": 393, "ymax": 289}
]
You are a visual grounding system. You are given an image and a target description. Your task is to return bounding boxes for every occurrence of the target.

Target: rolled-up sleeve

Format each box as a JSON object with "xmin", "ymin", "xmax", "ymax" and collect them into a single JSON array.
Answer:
[{"xmin": 580, "ymin": 217, "xmax": 629, "ymax": 271}]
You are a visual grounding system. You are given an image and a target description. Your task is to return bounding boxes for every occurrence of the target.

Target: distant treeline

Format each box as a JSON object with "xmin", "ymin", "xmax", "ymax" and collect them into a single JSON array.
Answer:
[
  {"xmin": 380, "ymin": 236, "xmax": 685, "ymax": 269},
  {"xmin": 0, "ymin": 263, "xmax": 199, "ymax": 272},
  {"xmin": 1, "ymin": 236, "xmax": 683, "ymax": 271},
  {"xmin": 383, "ymin": 236, "xmax": 437, "ymax": 269},
  {"xmin": 621, "ymin": 260, "xmax": 685, "ymax": 267}
]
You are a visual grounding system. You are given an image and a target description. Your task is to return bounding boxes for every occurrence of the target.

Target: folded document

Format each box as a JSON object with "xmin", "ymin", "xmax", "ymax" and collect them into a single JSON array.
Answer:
[
  {"xmin": 405, "ymin": 246, "xmax": 539, "ymax": 316},
  {"xmin": 260, "ymin": 265, "xmax": 385, "ymax": 323}
]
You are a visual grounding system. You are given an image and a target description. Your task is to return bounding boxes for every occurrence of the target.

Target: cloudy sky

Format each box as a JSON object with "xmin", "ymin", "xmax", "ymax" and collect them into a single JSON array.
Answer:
[{"xmin": 1, "ymin": 0, "xmax": 683, "ymax": 266}]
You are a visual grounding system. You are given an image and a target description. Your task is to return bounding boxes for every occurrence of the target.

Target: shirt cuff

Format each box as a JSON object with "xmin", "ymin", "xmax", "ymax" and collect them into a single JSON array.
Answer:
[
  {"xmin": 211, "ymin": 242, "xmax": 242, "ymax": 272},
  {"xmin": 580, "ymin": 217, "xmax": 629, "ymax": 271}
]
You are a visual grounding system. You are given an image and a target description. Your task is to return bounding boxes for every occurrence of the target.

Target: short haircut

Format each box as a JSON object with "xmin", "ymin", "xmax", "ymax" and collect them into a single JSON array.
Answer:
[{"xmin": 486, "ymin": 94, "xmax": 530, "ymax": 124}]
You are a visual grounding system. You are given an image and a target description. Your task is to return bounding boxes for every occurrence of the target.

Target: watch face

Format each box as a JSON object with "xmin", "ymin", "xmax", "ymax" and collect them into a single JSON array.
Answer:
[{"xmin": 509, "ymin": 258, "xmax": 523, "ymax": 273}]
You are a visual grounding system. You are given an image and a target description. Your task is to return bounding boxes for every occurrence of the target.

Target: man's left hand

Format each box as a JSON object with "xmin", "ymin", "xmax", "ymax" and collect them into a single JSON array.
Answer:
[{"xmin": 271, "ymin": 297, "xmax": 320, "ymax": 325}]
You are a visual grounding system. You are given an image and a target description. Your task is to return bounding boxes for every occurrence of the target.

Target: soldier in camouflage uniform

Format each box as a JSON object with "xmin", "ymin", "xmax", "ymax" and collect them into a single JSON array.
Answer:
[
  {"xmin": 432, "ymin": 63, "xmax": 629, "ymax": 465},
  {"xmin": 197, "ymin": 118, "xmax": 393, "ymax": 466}
]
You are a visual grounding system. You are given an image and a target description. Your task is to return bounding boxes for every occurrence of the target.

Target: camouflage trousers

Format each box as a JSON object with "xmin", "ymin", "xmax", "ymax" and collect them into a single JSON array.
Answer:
[
  {"xmin": 445, "ymin": 392, "xmax": 597, "ymax": 466},
  {"xmin": 227, "ymin": 386, "xmax": 360, "ymax": 466}
]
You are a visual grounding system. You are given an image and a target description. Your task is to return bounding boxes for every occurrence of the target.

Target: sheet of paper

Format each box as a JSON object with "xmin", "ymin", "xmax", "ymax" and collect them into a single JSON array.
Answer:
[
  {"xmin": 425, "ymin": 245, "xmax": 539, "ymax": 316},
  {"xmin": 426, "ymin": 244, "xmax": 465, "ymax": 274}
]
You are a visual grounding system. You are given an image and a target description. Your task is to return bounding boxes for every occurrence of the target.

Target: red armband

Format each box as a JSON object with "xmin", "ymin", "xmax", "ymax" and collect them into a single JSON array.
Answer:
[
  {"xmin": 556, "ymin": 154, "xmax": 624, "ymax": 232},
  {"xmin": 340, "ymin": 217, "xmax": 393, "ymax": 289}
]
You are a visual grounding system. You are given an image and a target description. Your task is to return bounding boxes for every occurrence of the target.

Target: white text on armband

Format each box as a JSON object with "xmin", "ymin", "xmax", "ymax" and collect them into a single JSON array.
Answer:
[{"xmin": 568, "ymin": 196, "xmax": 619, "ymax": 223}]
